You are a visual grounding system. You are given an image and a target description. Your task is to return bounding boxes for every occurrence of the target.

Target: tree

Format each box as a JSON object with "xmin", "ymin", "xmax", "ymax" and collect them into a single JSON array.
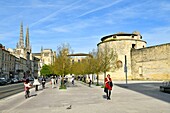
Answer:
[
  {"xmin": 89, "ymin": 44, "xmax": 118, "ymax": 85},
  {"xmin": 99, "ymin": 43, "xmax": 118, "ymax": 82},
  {"xmin": 40, "ymin": 64, "xmax": 52, "ymax": 76},
  {"xmin": 70, "ymin": 57, "xmax": 89, "ymax": 82},
  {"xmin": 53, "ymin": 43, "xmax": 72, "ymax": 89}
]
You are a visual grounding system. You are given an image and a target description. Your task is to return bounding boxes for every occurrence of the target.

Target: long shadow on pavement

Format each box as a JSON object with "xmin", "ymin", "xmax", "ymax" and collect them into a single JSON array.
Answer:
[{"xmin": 115, "ymin": 82, "xmax": 170, "ymax": 103}]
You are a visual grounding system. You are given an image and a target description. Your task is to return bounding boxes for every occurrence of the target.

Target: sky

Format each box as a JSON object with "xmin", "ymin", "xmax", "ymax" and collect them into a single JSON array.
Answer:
[{"xmin": 0, "ymin": 0, "xmax": 170, "ymax": 53}]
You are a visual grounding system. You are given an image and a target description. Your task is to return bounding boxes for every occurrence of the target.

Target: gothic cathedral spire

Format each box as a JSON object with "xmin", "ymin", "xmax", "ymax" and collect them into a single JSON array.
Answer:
[
  {"xmin": 25, "ymin": 26, "xmax": 30, "ymax": 52},
  {"xmin": 19, "ymin": 22, "xmax": 24, "ymax": 48}
]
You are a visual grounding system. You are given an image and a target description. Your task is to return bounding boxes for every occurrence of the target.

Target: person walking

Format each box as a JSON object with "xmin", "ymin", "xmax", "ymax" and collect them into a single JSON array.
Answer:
[
  {"xmin": 41, "ymin": 76, "xmax": 46, "ymax": 89},
  {"xmin": 33, "ymin": 77, "xmax": 40, "ymax": 91},
  {"xmin": 71, "ymin": 76, "xmax": 74, "ymax": 85},
  {"xmin": 104, "ymin": 74, "xmax": 113, "ymax": 100},
  {"xmin": 51, "ymin": 76, "xmax": 56, "ymax": 88},
  {"xmin": 88, "ymin": 77, "xmax": 92, "ymax": 87}
]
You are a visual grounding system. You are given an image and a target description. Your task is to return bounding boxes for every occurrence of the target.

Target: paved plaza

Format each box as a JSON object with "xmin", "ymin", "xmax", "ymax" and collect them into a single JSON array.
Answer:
[{"xmin": 0, "ymin": 80, "xmax": 169, "ymax": 113}]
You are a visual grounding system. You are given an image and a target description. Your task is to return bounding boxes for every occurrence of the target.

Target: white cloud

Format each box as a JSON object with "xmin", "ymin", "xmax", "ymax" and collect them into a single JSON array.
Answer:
[
  {"xmin": 142, "ymin": 26, "xmax": 170, "ymax": 46},
  {"xmin": 77, "ymin": 0, "xmax": 123, "ymax": 18},
  {"xmin": 30, "ymin": 0, "xmax": 81, "ymax": 27},
  {"xmin": 52, "ymin": 27, "xmax": 69, "ymax": 33}
]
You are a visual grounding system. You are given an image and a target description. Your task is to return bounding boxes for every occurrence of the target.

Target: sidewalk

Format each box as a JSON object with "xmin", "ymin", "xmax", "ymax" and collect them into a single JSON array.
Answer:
[{"xmin": 0, "ymin": 81, "xmax": 170, "ymax": 113}]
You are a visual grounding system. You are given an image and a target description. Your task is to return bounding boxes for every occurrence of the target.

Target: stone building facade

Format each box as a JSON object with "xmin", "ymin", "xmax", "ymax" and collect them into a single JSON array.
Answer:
[
  {"xmin": 32, "ymin": 48, "xmax": 56, "ymax": 76},
  {"xmin": 97, "ymin": 31, "xmax": 170, "ymax": 80},
  {"xmin": 97, "ymin": 31, "xmax": 146, "ymax": 80},
  {"xmin": 41, "ymin": 49, "xmax": 56, "ymax": 65},
  {"xmin": 1, "ymin": 48, "xmax": 10, "ymax": 78},
  {"xmin": 0, "ymin": 45, "xmax": 3, "ymax": 75},
  {"xmin": 0, "ymin": 23, "xmax": 39, "ymax": 79},
  {"xmin": 131, "ymin": 43, "xmax": 170, "ymax": 80}
]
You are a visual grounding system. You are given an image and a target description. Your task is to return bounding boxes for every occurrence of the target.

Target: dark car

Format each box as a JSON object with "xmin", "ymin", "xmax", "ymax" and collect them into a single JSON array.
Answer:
[
  {"xmin": 7, "ymin": 78, "xmax": 12, "ymax": 84},
  {"xmin": 0, "ymin": 78, "xmax": 7, "ymax": 85}
]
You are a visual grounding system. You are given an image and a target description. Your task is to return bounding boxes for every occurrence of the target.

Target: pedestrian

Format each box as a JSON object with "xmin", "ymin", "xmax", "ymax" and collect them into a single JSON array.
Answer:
[
  {"xmin": 71, "ymin": 76, "xmax": 74, "ymax": 85},
  {"xmin": 104, "ymin": 74, "xmax": 113, "ymax": 100},
  {"xmin": 88, "ymin": 77, "xmax": 92, "ymax": 87},
  {"xmin": 42, "ymin": 76, "xmax": 46, "ymax": 89},
  {"xmin": 56, "ymin": 75, "xmax": 58, "ymax": 84},
  {"xmin": 24, "ymin": 79, "xmax": 32, "ymax": 98},
  {"xmin": 33, "ymin": 77, "xmax": 40, "ymax": 91},
  {"xmin": 51, "ymin": 76, "xmax": 56, "ymax": 88}
]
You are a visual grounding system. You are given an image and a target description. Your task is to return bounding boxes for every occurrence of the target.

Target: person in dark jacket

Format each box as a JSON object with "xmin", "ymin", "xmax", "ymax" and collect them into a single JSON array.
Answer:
[{"xmin": 42, "ymin": 76, "xmax": 46, "ymax": 89}]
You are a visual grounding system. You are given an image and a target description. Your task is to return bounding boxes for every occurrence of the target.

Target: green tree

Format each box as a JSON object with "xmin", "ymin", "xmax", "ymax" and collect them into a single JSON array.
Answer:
[
  {"xmin": 40, "ymin": 64, "xmax": 52, "ymax": 76},
  {"xmin": 53, "ymin": 43, "xmax": 71, "ymax": 89}
]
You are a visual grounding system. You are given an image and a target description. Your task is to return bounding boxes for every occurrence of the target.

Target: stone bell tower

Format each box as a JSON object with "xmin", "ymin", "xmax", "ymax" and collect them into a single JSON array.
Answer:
[
  {"xmin": 25, "ymin": 27, "xmax": 31, "ymax": 53},
  {"xmin": 19, "ymin": 22, "xmax": 24, "ymax": 49}
]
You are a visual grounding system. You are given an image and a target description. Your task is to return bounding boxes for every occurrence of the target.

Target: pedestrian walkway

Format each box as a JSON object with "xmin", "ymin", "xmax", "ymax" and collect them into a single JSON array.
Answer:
[{"xmin": 0, "ymin": 81, "xmax": 169, "ymax": 113}]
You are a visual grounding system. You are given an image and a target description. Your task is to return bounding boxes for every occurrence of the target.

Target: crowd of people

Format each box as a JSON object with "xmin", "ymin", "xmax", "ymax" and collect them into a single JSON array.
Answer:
[
  {"xmin": 24, "ymin": 74, "xmax": 113, "ymax": 100},
  {"xmin": 24, "ymin": 76, "xmax": 47, "ymax": 99}
]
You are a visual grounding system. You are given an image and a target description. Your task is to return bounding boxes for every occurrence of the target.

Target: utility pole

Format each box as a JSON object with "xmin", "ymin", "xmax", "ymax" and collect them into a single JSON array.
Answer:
[{"xmin": 124, "ymin": 55, "xmax": 128, "ymax": 85}]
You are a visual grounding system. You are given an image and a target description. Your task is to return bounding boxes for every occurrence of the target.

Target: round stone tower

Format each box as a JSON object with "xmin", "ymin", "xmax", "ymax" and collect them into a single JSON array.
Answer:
[{"xmin": 97, "ymin": 31, "xmax": 147, "ymax": 80}]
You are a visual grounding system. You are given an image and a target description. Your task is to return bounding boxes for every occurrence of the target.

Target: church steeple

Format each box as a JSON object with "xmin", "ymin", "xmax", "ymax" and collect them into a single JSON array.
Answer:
[
  {"xmin": 25, "ymin": 26, "xmax": 30, "ymax": 52},
  {"xmin": 19, "ymin": 22, "xmax": 24, "ymax": 48}
]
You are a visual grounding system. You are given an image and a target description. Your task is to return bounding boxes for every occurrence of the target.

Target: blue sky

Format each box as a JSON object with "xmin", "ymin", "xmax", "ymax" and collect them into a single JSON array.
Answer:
[{"xmin": 0, "ymin": 0, "xmax": 170, "ymax": 53}]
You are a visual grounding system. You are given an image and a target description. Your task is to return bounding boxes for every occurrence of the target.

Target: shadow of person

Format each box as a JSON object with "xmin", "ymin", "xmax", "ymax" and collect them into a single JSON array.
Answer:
[
  {"xmin": 29, "ymin": 94, "xmax": 37, "ymax": 97},
  {"xmin": 102, "ymin": 95, "xmax": 107, "ymax": 99}
]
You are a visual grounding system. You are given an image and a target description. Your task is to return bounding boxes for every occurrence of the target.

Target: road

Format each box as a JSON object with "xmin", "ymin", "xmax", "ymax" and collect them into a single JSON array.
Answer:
[{"xmin": 0, "ymin": 83, "xmax": 24, "ymax": 99}]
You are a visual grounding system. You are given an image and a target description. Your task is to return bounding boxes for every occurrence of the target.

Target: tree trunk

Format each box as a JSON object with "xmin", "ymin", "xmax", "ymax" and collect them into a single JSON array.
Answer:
[
  {"xmin": 60, "ymin": 74, "xmax": 65, "ymax": 88},
  {"xmin": 104, "ymin": 71, "xmax": 106, "ymax": 85},
  {"xmin": 96, "ymin": 73, "xmax": 99, "ymax": 86}
]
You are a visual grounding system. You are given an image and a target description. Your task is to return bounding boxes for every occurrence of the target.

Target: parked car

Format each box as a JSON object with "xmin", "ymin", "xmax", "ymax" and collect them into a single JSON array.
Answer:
[
  {"xmin": 0, "ymin": 77, "xmax": 7, "ymax": 85},
  {"xmin": 11, "ymin": 78, "xmax": 19, "ymax": 83},
  {"xmin": 18, "ymin": 78, "xmax": 25, "ymax": 82},
  {"xmin": 6, "ymin": 78, "xmax": 12, "ymax": 84}
]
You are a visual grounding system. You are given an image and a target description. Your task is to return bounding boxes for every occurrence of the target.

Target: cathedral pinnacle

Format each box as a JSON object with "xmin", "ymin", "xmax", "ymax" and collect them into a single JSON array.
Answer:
[
  {"xmin": 25, "ymin": 26, "xmax": 30, "ymax": 52},
  {"xmin": 19, "ymin": 22, "xmax": 24, "ymax": 49}
]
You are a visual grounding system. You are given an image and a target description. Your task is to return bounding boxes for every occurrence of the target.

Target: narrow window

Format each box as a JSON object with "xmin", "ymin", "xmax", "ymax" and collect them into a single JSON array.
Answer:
[
  {"xmin": 139, "ymin": 66, "xmax": 143, "ymax": 77},
  {"xmin": 132, "ymin": 44, "xmax": 136, "ymax": 48}
]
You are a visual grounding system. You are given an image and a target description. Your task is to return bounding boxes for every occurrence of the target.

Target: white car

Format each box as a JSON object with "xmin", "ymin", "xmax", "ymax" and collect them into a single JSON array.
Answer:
[{"xmin": 11, "ymin": 78, "xmax": 19, "ymax": 83}]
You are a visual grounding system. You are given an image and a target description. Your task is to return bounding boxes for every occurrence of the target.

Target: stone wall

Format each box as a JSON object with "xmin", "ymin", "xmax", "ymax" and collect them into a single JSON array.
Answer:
[
  {"xmin": 131, "ymin": 43, "xmax": 170, "ymax": 80},
  {"xmin": 98, "ymin": 34, "xmax": 146, "ymax": 80}
]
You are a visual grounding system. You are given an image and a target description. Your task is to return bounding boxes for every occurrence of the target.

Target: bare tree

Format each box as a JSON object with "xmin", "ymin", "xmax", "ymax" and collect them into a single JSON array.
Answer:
[
  {"xmin": 89, "ymin": 49, "xmax": 102, "ymax": 85},
  {"xmin": 98, "ymin": 43, "xmax": 118, "ymax": 83}
]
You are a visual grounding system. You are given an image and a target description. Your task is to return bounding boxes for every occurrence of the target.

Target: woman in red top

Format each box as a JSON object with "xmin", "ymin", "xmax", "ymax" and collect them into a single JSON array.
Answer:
[{"xmin": 105, "ymin": 74, "xmax": 113, "ymax": 100}]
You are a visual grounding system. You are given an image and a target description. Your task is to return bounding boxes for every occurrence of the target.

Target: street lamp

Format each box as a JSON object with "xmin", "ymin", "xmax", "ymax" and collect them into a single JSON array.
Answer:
[{"xmin": 124, "ymin": 55, "xmax": 128, "ymax": 85}]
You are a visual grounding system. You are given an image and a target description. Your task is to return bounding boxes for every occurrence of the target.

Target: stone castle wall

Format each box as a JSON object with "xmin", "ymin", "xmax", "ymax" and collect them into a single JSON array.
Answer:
[
  {"xmin": 131, "ymin": 43, "xmax": 170, "ymax": 80},
  {"xmin": 97, "ymin": 32, "xmax": 146, "ymax": 80}
]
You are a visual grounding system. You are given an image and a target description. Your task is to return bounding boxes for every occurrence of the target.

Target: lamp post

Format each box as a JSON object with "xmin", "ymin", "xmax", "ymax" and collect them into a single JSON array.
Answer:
[{"xmin": 124, "ymin": 55, "xmax": 128, "ymax": 85}]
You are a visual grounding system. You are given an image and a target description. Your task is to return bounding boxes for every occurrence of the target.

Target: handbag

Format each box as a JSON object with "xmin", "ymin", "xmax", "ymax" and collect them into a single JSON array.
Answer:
[
  {"xmin": 109, "ymin": 81, "xmax": 113, "ymax": 87},
  {"xmin": 104, "ymin": 87, "xmax": 108, "ymax": 93}
]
